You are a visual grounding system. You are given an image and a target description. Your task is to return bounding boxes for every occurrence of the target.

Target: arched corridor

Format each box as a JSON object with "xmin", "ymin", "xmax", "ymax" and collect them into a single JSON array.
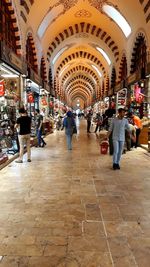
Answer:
[{"xmin": 0, "ymin": 121, "xmax": 150, "ymax": 267}]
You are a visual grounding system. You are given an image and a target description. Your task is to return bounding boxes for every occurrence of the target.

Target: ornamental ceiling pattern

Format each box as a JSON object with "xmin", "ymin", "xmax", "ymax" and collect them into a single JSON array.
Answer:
[
  {"xmin": 88, "ymin": 0, "xmax": 109, "ymax": 11},
  {"xmin": 47, "ymin": 0, "xmax": 78, "ymax": 13},
  {"xmin": 74, "ymin": 9, "xmax": 92, "ymax": 17},
  {"xmin": 56, "ymin": 51, "xmax": 106, "ymax": 77},
  {"xmin": 61, "ymin": 65, "xmax": 99, "ymax": 83},
  {"xmin": 47, "ymin": 23, "xmax": 119, "ymax": 62}
]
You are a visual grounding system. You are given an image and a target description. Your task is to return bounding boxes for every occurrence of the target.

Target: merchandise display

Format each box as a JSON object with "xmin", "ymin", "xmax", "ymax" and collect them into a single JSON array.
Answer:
[{"xmin": 0, "ymin": 98, "xmax": 19, "ymax": 164}]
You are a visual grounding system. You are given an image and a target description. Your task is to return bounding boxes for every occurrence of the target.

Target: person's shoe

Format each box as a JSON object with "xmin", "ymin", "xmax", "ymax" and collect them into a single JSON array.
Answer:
[
  {"xmin": 41, "ymin": 143, "xmax": 46, "ymax": 147},
  {"xmin": 116, "ymin": 164, "xmax": 120, "ymax": 169},
  {"xmin": 15, "ymin": 159, "xmax": 23, "ymax": 163},
  {"xmin": 27, "ymin": 159, "xmax": 31, "ymax": 162},
  {"xmin": 113, "ymin": 163, "xmax": 117, "ymax": 170}
]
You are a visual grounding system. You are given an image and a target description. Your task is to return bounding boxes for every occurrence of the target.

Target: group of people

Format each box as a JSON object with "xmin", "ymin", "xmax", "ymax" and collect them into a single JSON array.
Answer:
[
  {"xmin": 14, "ymin": 106, "xmax": 142, "ymax": 170},
  {"xmin": 15, "ymin": 108, "xmax": 46, "ymax": 163},
  {"xmin": 14, "ymin": 108, "xmax": 77, "ymax": 163},
  {"xmin": 85, "ymin": 107, "xmax": 142, "ymax": 170}
]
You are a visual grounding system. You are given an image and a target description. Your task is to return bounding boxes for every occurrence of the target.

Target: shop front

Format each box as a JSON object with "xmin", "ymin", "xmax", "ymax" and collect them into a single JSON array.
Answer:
[
  {"xmin": 127, "ymin": 72, "xmax": 150, "ymax": 148},
  {"xmin": 39, "ymin": 87, "xmax": 53, "ymax": 134},
  {"xmin": 0, "ymin": 42, "xmax": 26, "ymax": 165}
]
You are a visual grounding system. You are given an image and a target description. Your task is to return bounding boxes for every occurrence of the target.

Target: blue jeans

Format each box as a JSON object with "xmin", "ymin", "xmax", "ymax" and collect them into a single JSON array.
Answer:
[
  {"xmin": 36, "ymin": 129, "xmax": 42, "ymax": 146},
  {"xmin": 66, "ymin": 134, "xmax": 72, "ymax": 150},
  {"xmin": 113, "ymin": 140, "xmax": 124, "ymax": 165}
]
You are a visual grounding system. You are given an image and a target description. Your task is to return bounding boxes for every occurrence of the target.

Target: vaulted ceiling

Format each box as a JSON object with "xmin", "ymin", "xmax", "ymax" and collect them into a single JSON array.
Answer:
[{"xmin": 14, "ymin": 0, "xmax": 150, "ymax": 109}]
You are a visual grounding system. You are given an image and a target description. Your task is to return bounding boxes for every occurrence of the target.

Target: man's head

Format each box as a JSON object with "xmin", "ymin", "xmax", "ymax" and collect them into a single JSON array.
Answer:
[
  {"xmin": 118, "ymin": 108, "xmax": 125, "ymax": 119},
  {"xmin": 128, "ymin": 112, "xmax": 134, "ymax": 118},
  {"xmin": 67, "ymin": 111, "xmax": 73, "ymax": 117},
  {"xmin": 19, "ymin": 108, "xmax": 26, "ymax": 115}
]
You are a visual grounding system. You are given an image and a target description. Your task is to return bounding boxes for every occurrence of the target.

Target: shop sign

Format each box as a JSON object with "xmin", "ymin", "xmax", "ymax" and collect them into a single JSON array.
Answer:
[
  {"xmin": 0, "ymin": 80, "xmax": 5, "ymax": 96},
  {"xmin": 43, "ymin": 82, "xmax": 50, "ymax": 92},
  {"xmin": 29, "ymin": 69, "xmax": 41, "ymax": 85},
  {"xmin": 114, "ymin": 83, "xmax": 121, "ymax": 93},
  {"xmin": 117, "ymin": 88, "xmax": 127, "ymax": 107},
  {"xmin": 0, "ymin": 41, "xmax": 26, "ymax": 73},
  {"xmin": 127, "ymin": 73, "xmax": 137, "ymax": 84},
  {"xmin": 27, "ymin": 93, "xmax": 34, "ymax": 103},
  {"xmin": 8, "ymin": 52, "xmax": 22, "ymax": 70}
]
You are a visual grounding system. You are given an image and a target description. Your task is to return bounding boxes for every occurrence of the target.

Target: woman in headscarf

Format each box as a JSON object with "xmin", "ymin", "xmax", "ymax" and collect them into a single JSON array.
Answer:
[{"xmin": 63, "ymin": 111, "xmax": 76, "ymax": 150}]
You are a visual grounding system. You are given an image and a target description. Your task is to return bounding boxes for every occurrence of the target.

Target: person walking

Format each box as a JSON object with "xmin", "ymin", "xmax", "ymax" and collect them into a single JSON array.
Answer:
[
  {"xmin": 35, "ymin": 109, "xmax": 46, "ymax": 147},
  {"xmin": 107, "ymin": 107, "xmax": 130, "ymax": 170},
  {"xmin": 63, "ymin": 111, "xmax": 76, "ymax": 150},
  {"xmin": 94, "ymin": 112, "xmax": 102, "ymax": 133},
  {"xmin": 15, "ymin": 108, "xmax": 31, "ymax": 163},
  {"xmin": 86, "ymin": 110, "xmax": 92, "ymax": 133}
]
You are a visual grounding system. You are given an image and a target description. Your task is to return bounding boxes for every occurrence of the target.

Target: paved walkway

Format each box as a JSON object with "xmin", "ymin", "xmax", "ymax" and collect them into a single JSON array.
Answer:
[{"xmin": 0, "ymin": 119, "xmax": 150, "ymax": 267}]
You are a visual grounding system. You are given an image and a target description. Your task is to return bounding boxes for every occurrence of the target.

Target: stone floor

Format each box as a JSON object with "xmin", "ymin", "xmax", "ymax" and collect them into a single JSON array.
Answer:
[{"xmin": 0, "ymin": 119, "xmax": 150, "ymax": 267}]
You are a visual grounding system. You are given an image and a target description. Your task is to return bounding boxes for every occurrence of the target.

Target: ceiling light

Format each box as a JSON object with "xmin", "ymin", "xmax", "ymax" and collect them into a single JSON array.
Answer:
[
  {"xmin": 96, "ymin": 47, "xmax": 111, "ymax": 65},
  {"xmin": 103, "ymin": 5, "xmax": 131, "ymax": 38}
]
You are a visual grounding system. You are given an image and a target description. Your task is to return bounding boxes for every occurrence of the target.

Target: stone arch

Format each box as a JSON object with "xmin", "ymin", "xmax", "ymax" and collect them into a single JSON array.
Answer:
[
  {"xmin": 111, "ymin": 66, "xmax": 116, "ymax": 89},
  {"xmin": 60, "ymin": 65, "xmax": 99, "ymax": 84},
  {"xmin": 26, "ymin": 33, "xmax": 38, "ymax": 73},
  {"xmin": 130, "ymin": 32, "xmax": 147, "ymax": 75},
  {"xmin": 47, "ymin": 22, "xmax": 119, "ymax": 62},
  {"xmin": 118, "ymin": 54, "xmax": 127, "ymax": 82},
  {"xmin": 40, "ymin": 56, "xmax": 47, "ymax": 82},
  {"xmin": 0, "ymin": 0, "xmax": 22, "ymax": 54},
  {"xmin": 56, "ymin": 51, "xmax": 106, "ymax": 77}
]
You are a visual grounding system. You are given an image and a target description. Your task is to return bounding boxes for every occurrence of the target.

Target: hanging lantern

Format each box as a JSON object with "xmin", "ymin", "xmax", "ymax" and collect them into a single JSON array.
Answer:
[
  {"xmin": 27, "ymin": 92, "xmax": 34, "ymax": 103},
  {"xmin": 41, "ymin": 97, "xmax": 47, "ymax": 106},
  {"xmin": 49, "ymin": 101, "xmax": 54, "ymax": 108}
]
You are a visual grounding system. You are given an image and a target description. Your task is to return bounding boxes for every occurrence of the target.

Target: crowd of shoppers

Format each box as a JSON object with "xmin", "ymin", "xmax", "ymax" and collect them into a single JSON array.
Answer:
[{"xmin": 14, "ymin": 105, "xmax": 142, "ymax": 171}]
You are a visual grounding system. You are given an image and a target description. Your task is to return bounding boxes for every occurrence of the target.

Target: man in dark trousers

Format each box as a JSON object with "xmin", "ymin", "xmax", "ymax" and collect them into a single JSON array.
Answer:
[
  {"xmin": 86, "ymin": 110, "xmax": 93, "ymax": 133},
  {"xmin": 15, "ymin": 108, "xmax": 31, "ymax": 163},
  {"xmin": 35, "ymin": 109, "xmax": 46, "ymax": 147}
]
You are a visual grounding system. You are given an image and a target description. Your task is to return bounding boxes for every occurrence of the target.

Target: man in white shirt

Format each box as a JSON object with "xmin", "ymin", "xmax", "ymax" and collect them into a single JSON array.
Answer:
[{"xmin": 107, "ymin": 108, "xmax": 130, "ymax": 170}]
